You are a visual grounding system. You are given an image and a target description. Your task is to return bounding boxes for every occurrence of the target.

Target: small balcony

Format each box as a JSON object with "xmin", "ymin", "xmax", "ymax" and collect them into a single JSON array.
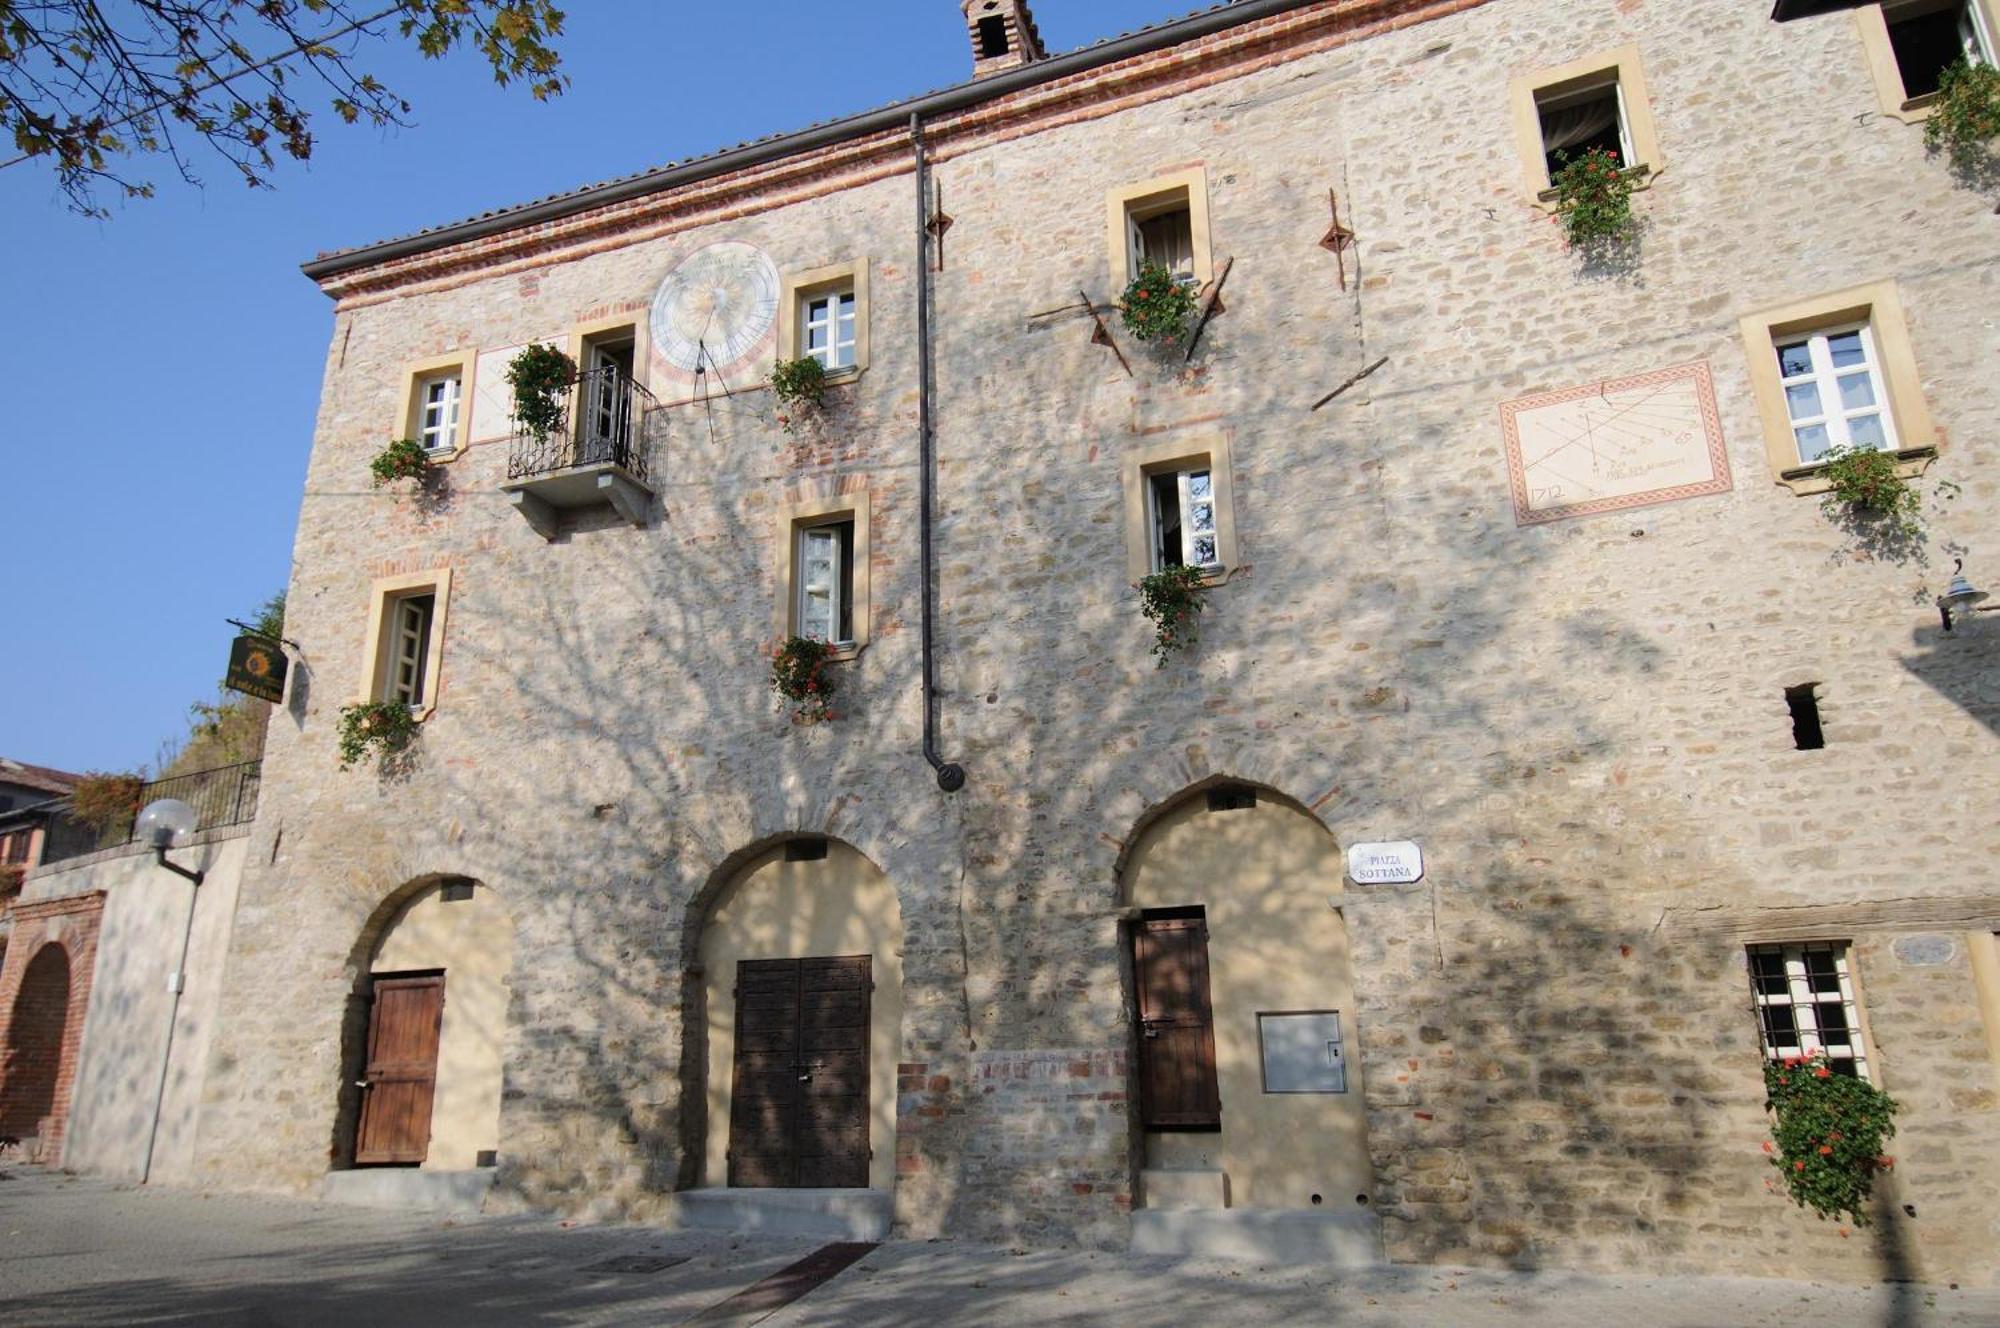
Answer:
[{"xmin": 500, "ymin": 365, "xmax": 657, "ymax": 539}]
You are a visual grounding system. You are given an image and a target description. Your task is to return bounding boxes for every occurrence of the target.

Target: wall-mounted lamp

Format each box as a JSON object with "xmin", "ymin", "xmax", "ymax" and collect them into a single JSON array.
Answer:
[
  {"xmin": 136, "ymin": 797, "xmax": 203, "ymax": 886},
  {"xmin": 1937, "ymin": 559, "xmax": 1992, "ymax": 633}
]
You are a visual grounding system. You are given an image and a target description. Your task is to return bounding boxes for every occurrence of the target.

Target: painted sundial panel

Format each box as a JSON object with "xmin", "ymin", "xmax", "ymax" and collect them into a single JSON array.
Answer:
[
  {"xmin": 649, "ymin": 241, "xmax": 780, "ymax": 386},
  {"xmin": 1498, "ymin": 360, "xmax": 1732, "ymax": 526}
]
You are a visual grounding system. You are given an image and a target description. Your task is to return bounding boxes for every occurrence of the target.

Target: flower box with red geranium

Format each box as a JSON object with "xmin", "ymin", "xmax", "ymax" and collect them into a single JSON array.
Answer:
[
  {"xmin": 1549, "ymin": 145, "xmax": 1638, "ymax": 250},
  {"xmin": 1120, "ymin": 259, "xmax": 1200, "ymax": 346},
  {"xmin": 1762, "ymin": 1052, "xmax": 1898, "ymax": 1225},
  {"xmin": 772, "ymin": 635, "xmax": 836, "ymax": 723}
]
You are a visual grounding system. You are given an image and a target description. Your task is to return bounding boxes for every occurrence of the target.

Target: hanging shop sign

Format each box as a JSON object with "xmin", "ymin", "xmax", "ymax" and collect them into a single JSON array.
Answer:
[
  {"xmin": 225, "ymin": 635, "xmax": 288, "ymax": 703},
  {"xmin": 1346, "ymin": 841, "xmax": 1423, "ymax": 885}
]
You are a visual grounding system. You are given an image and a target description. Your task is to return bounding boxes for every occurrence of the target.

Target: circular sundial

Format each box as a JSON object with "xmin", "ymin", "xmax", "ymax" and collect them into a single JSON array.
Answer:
[{"xmin": 649, "ymin": 241, "xmax": 780, "ymax": 374}]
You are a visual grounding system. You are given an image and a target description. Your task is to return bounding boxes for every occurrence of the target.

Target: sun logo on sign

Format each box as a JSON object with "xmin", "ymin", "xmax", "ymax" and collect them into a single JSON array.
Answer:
[{"xmin": 244, "ymin": 649, "xmax": 272, "ymax": 678}]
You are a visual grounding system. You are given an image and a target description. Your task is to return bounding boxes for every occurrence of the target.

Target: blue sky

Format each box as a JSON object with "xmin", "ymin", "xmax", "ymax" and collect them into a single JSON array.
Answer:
[{"xmin": 0, "ymin": 0, "xmax": 1192, "ymax": 775}]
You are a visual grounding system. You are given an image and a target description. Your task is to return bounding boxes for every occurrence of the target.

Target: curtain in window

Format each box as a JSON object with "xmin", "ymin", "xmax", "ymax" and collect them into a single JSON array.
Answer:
[{"xmin": 1538, "ymin": 97, "xmax": 1619, "ymax": 154}]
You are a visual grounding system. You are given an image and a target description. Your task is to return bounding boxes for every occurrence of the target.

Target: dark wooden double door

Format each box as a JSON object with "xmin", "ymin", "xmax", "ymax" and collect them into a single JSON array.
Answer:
[
  {"xmin": 729, "ymin": 956, "xmax": 872, "ymax": 1189},
  {"xmin": 1131, "ymin": 913, "xmax": 1222, "ymax": 1129},
  {"xmin": 354, "ymin": 973, "xmax": 445, "ymax": 1166}
]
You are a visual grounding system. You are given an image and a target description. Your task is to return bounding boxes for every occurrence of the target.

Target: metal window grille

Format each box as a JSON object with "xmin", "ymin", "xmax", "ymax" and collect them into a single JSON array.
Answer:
[{"xmin": 1747, "ymin": 942, "xmax": 1871, "ymax": 1081}]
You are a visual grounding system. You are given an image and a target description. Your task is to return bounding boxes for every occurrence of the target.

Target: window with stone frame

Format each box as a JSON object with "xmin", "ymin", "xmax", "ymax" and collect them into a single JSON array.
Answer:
[
  {"xmin": 359, "ymin": 569, "xmax": 452, "ymax": 715},
  {"xmin": 1508, "ymin": 45, "xmax": 1665, "ymax": 199},
  {"xmin": 1105, "ymin": 169, "xmax": 1213, "ymax": 294},
  {"xmin": 777, "ymin": 261, "xmax": 869, "ymax": 383},
  {"xmin": 1121, "ymin": 435, "xmax": 1238, "ymax": 585},
  {"xmin": 1747, "ymin": 942, "xmax": 1873, "ymax": 1080}
]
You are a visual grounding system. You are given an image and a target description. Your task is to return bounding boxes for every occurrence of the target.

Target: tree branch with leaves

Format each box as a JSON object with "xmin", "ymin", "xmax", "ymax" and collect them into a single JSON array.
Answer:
[{"xmin": 0, "ymin": 0, "xmax": 566, "ymax": 217}]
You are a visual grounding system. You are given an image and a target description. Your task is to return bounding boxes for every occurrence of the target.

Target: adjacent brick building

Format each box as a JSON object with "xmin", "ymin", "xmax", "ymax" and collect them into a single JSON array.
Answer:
[{"xmin": 189, "ymin": 0, "xmax": 2000, "ymax": 1285}]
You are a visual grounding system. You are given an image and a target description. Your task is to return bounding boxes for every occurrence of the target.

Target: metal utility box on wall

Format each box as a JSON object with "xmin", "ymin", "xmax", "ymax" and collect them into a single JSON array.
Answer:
[{"xmin": 1257, "ymin": 1011, "xmax": 1347, "ymax": 1093}]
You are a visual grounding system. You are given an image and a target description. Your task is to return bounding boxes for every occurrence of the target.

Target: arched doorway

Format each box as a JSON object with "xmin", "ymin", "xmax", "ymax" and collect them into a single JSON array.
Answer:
[
  {"xmin": 340, "ymin": 878, "xmax": 513, "ymax": 1171},
  {"xmin": 694, "ymin": 839, "xmax": 903, "ymax": 1192},
  {"xmin": 1122, "ymin": 784, "xmax": 1374, "ymax": 1215},
  {"xmin": 0, "ymin": 944, "xmax": 72, "ymax": 1156}
]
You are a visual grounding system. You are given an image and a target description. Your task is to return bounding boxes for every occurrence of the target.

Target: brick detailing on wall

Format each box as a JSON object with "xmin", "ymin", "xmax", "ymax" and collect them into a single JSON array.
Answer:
[
  {"xmin": 961, "ymin": 1050, "xmax": 1133, "ymax": 1239},
  {"xmin": 312, "ymin": 0, "xmax": 1497, "ymax": 310},
  {"xmin": 0, "ymin": 893, "xmax": 105, "ymax": 1166}
]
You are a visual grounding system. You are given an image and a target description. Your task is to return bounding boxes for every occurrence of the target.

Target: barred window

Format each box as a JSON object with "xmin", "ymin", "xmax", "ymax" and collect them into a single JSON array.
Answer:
[{"xmin": 1747, "ymin": 942, "xmax": 1871, "ymax": 1081}]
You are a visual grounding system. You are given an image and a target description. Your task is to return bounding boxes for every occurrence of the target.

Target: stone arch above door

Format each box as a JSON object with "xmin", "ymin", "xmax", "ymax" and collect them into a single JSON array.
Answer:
[
  {"xmin": 691, "ymin": 837, "xmax": 903, "ymax": 1193},
  {"xmin": 336, "ymin": 876, "xmax": 513, "ymax": 1173},
  {"xmin": 1119, "ymin": 781, "xmax": 1375, "ymax": 1214}
]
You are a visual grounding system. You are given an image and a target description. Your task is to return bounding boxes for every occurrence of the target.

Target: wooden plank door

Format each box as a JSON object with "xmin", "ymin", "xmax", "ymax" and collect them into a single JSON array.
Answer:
[
  {"xmin": 354, "ymin": 974, "xmax": 445, "ymax": 1165},
  {"xmin": 796, "ymin": 957, "xmax": 871, "ymax": 1188},
  {"xmin": 728, "ymin": 956, "xmax": 872, "ymax": 1188},
  {"xmin": 728, "ymin": 959, "xmax": 802, "ymax": 1188},
  {"xmin": 1131, "ymin": 915, "xmax": 1222, "ymax": 1129}
]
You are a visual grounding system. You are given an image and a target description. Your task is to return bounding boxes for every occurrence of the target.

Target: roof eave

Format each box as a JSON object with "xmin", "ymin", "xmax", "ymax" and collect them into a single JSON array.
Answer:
[{"xmin": 300, "ymin": 0, "xmax": 1324, "ymax": 284}]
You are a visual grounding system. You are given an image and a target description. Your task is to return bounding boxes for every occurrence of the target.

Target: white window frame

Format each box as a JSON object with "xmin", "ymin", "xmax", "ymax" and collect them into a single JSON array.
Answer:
[
  {"xmin": 802, "ymin": 287, "xmax": 857, "ymax": 371},
  {"xmin": 1149, "ymin": 465, "xmax": 1221, "ymax": 573},
  {"xmin": 1748, "ymin": 942, "xmax": 1873, "ymax": 1081},
  {"xmin": 386, "ymin": 593, "xmax": 435, "ymax": 707},
  {"xmin": 1775, "ymin": 320, "xmax": 1900, "ymax": 465},
  {"xmin": 416, "ymin": 373, "xmax": 462, "ymax": 454},
  {"xmin": 794, "ymin": 520, "xmax": 851, "ymax": 646}
]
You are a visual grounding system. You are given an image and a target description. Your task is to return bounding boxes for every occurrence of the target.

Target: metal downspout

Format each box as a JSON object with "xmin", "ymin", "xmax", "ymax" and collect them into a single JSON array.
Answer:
[{"xmin": 913, "ymin": 111, "xmax": 966, "ymax": 794}]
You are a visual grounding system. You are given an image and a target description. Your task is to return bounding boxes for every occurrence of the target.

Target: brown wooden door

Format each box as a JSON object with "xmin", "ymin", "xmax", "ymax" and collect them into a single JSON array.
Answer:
[
  {"xmin": 354, "ymin": 973, "xmax": 445, "ymax": 1165},
  {"xmin": 1131, "ymin": 915, "xmax": 1222, "ymax": 1128},
  {"xmin": 729, "ymin": 956, "xmax": 871, "ymax": 1188}
]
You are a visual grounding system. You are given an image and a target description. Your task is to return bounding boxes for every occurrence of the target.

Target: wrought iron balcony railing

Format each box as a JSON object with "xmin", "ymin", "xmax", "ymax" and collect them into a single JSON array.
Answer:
[
  {"xmin": 506, "ymin": 365, "xmax": 654, "ymax": 484},
  {"xmin": 40, "ymin": 759, "xmax": 262, "ymax": 866}
]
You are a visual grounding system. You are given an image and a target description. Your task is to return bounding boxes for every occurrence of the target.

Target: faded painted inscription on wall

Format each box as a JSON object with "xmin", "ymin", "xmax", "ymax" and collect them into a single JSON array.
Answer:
[{"xmin": 1499, "ymin": 361, "xmax": 1732, "ymax": 526}]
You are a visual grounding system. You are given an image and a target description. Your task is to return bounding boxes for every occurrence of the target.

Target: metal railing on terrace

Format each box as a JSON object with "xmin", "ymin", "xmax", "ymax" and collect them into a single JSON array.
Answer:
[
  {"xmin": 40, "ymin": 759, "xmax": 262, "ymax": 866},
  {"xmin": 506, "ymin": 365, "xmax": 654, "ymax": 484}
]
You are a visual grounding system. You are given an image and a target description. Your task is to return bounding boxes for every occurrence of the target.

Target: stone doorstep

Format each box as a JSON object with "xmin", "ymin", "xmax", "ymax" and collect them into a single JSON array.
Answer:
[
  {"xmin": 320, "ymin": 1167, "xmax": 495, "ymax": 1215},
  {"xmin": 1139, "ymin": 1167, "xmax": 1227, "ymax": 1211},
  {"xmin": 1130, "ymin": 1208, "xmax": 1385, "ymax": 1268},
  {"xmin": 676, "ymin": 1187, "xmax": 893, "ymax": 1242}
]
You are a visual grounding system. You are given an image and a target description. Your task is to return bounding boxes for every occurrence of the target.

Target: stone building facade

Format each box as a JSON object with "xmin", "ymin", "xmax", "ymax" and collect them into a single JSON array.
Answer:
[{"xmin": 189, "ymin": 0, "xmax": 2000, "ymax": 1286}]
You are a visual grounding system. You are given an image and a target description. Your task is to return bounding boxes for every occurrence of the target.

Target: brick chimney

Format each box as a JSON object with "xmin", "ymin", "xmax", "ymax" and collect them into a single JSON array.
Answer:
[{"xmin": 961, "ymin": 0, "xmax": 1045, "ymax": 78}]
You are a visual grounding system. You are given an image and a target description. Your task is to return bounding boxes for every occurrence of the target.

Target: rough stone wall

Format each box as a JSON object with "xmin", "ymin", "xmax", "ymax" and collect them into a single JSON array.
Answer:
[{"xmin": 194, "ymin": 0, "xmax": 2000, "ymax": 1286}]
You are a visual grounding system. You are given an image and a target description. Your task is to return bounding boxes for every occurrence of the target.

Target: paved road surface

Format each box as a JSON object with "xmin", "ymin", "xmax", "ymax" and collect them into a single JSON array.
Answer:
[{"xmin": 1, "ymin": 1168, "xmax": 1993, "ymax": 1326}]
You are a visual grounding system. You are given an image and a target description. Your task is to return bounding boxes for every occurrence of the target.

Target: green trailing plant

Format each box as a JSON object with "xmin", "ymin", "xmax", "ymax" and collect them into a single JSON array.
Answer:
[
  {"xmin": 1138, "ymin": 563, "xmax": 1208, "ymax": 667},
  {"xmin": 771, "ymin": 635, "xmax": 836, "ymax": 723},
  {"xmin": 1818, "ymin": 445, "xmax": 1924, "ymax": 541},
  {"xmin": 370, "ymin": 437, "xmax": 430, "ymax": 486},
  {"xmin": 504, "ymin": 342, "xmax": 577, "ymax": 443},
  {"xmin": 69, "ymin": 771, "xmax": 144, "ymax": 841},
  {"xmin": 769, "ymin": 356, "xmax": 828, "ymax": 434},
  {"xmin": 336, "ymin": 700, "xmax": 419, "ymax": 770},
  {"xmin": 1763, "ymin": 1053, "xmax": 1898, "ymax": 1226},
  {"xmin": 1550, "ymin": 146, "xmax": 1637, "ymax": 250},
  {"xmin": 1924, "ymin": 58, "xmax": 2000, "ymax": 173},
  {"xmin": 1120, "ymin": 258, "xmax": 1200, "ymax": 345}
]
